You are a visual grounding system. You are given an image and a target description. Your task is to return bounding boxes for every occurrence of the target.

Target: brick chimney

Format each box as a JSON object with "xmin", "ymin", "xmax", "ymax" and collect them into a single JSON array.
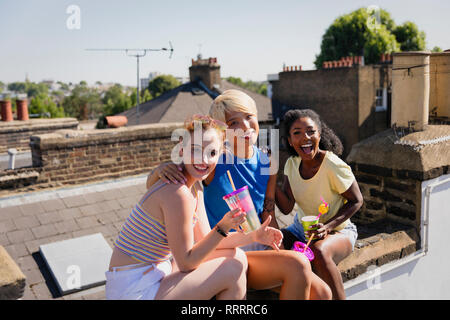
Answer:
[
  {"xmin": 391, "ymin": 51, "xmax": 431, "ymax": 131},
  {"xmin": 189, "ymin": 57, "xmax": 221, "ymax": 90}
]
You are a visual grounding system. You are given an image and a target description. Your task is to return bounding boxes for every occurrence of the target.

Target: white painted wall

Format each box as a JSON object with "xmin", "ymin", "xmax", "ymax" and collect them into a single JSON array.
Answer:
[{"xmin": 345, "ymin": 173, "xmax": 450, "ymax": 299}]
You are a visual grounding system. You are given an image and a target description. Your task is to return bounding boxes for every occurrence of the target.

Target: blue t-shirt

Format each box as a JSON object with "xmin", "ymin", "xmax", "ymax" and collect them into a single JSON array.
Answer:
[{"xmin": 203, "ymin": 145, "xmax": 271, "ymax": 228}]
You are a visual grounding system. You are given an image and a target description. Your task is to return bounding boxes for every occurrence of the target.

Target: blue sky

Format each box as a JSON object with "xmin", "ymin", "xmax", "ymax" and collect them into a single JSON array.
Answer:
[{"xmin": 1, "ymin": 0, "xmax": 449, "ymax": 86}]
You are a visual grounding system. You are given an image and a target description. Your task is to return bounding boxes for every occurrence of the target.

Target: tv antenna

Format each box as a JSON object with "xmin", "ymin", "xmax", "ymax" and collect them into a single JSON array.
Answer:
[
  {"xmin": 86, "ymin": 42, "xmax": 174, "ymax": 124},
  {"xmin": 197, "ymin": 43, "xmax": 203, "ymax": 59}
]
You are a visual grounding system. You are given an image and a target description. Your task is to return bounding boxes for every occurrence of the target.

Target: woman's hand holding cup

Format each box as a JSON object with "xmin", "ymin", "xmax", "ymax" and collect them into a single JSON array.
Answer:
[{"xmin": 217, "ymin": 208, "xmax": 246, "ymax": 233}]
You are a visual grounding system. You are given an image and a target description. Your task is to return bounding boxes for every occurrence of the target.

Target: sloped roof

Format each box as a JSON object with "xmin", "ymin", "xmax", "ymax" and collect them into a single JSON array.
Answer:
[{"xmin": 120, "ymin": 80, "xmax": 272, "ymax": 125}]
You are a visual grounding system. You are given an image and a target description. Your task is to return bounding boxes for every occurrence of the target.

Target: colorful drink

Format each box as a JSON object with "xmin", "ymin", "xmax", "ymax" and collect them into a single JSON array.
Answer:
[{"xmin": 223, "ymin": 186, "xmax": 261, "ymax": 234}]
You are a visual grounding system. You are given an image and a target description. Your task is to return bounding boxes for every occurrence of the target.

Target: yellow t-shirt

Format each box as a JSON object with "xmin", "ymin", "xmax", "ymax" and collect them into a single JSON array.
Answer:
[{"xmin": 284, "ymin": 151, "xmax": 355, "ymax": 231}]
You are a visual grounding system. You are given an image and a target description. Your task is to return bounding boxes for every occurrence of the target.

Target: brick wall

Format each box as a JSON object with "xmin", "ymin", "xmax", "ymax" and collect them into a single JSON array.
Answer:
[
  {"xmin": 0, "ymin": 119, "xmax": 79, "ymax": 154},
  {"xmin": 350, "ymin": 163, "xmax": 422, "ymax": 227},
  {"xmin": 270, "ymin": 65, "xmax": 391, "ymax": 158},
  {"xmin": 29, "ymin": 123, "xmax": 182, "ymax": 187},
  {"xmin": 347, "ymin": 125, "xmax": 450, "ymax": 231}
]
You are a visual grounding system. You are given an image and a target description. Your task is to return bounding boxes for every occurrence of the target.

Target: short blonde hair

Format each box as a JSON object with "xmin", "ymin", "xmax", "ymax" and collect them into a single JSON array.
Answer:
[{"xmin": 209, "ymin": 89, "xmax": 258, "ymax": 123}]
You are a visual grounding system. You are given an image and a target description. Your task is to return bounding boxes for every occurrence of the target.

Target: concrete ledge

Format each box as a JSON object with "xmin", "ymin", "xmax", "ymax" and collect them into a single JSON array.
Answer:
[
  {"xmin": 338, "ymin": 229, "xmax": 418, "ymax": 282},
  {"xmin": 0, "ymin": 246, "xmax": 26, "ymax": 300},
  {"xmin": 0, "ymin": 168, "xmax": 40, "ymax": 190},
  {"xmin": 30, "ymin": 122, "xmax": 184, "ymax": 151},
  {"xmin": 347, "ymin": 125, "xmax": 450, "ymax": 181},
  {"xmin": 247, "ymin": 221, "xmax": 419, "ymax": 300},
  {"xmin": 0, "ymin": 118, "xmax": 79, "ymax": 133}
]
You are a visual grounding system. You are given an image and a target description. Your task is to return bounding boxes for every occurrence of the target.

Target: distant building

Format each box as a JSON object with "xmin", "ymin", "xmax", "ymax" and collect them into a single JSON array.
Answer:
[
  {"xmin": 121, "ymin": 57, "xmax": 273, "ymax": 127},
  {"xmin": 269, "ymin": 56, "xmax": 393, "ymax": 157},
  {"xmin": 140, "ymin": 71, "xmax": 161, "ymax": 91}
]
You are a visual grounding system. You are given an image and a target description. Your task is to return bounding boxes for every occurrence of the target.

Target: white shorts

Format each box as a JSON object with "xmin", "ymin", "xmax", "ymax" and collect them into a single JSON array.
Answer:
[{"xmin": 105, "ymin": 260, "xmax": 172, "ymax": 300}]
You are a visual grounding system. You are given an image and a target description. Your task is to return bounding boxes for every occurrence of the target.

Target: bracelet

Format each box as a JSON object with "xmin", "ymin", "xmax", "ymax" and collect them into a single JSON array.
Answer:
[{"xmin": 215, "ymin": 225, "xmax": 228, "ymax": 237}]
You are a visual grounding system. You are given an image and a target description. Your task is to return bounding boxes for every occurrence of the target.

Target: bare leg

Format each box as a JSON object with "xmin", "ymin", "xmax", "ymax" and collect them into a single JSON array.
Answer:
[
  {"xmin": 245, "ymin": 250, "xmax": 312, "ymax": 300},
  {"xmin": 309, "ymin": 273, "xmax": 332, "ymax": 300},
  {"xmin": 155, "ymin": 248, "xmax": 247, "ymax": 300},
  {"xmin": 310, "ymin": 233, "xmax": 352, "ymax": 300}
]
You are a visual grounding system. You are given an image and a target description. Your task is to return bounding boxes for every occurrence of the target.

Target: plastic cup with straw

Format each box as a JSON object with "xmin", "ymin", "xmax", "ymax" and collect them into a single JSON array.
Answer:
[{"xmin": 222, "ymin": 170, "xmax": 261, "ymax": 233}]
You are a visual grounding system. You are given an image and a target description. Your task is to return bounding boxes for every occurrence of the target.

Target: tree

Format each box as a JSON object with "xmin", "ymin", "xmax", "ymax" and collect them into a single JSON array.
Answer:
[
  {"xmin": 6, "ymin": 81, "xmax": 49, "ymax": 97},
  {"xmin": 102, "ymin": 84, "xmax": 133, "ymax": 115},
  {"xmin": 29, "ymin": 93, "xmax": 65, "ymax": 118},
  {"xmin": 141, "ymin": 88, "xmax": 153, "ymax": 103},
  {"xmin": 147, "ymin": 75, "xmax": 181, "ymax": 98},
  {"xmin": 226, "ymin": 77, "xmax": 267, "ymax": 96},
  {"xmin": 392, "ymin": 21, "xmax": 426, "ymax": 52},
  {"xmin": 62, "ymin": 84, "xmax": 102, "ymax": 119},
  {"xmin": 314, "ymin": 8, "xmax": 425, "ymax": 68},
  {"xmin": 7, "ymin": 82, "xmax": 27, "ymax": 93}
]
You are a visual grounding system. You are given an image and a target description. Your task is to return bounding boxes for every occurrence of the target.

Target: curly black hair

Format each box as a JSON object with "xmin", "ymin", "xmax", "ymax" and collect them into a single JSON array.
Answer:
[{"xmin": 281, "ymin": 109, "xmax": 344, "ymax": 157}]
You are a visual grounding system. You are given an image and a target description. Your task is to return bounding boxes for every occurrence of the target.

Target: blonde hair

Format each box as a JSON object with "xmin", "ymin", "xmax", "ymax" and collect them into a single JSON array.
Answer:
[
  {"xmin": 183, "ymin": 114, "xmax": 227, "ymax": 140},
  {"xmin": 209, "ymin": 89, "xmax": 258, "ymax": 123}
]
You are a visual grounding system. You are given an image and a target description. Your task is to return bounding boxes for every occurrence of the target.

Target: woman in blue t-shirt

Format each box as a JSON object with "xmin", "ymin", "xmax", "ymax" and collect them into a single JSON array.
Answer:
[{"xmin": 147, "ymin": 90, "xmax": 331, "ymax": 300}]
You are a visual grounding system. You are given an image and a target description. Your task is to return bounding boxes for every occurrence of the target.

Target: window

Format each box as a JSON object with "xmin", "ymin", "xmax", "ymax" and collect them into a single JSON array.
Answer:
[{"xmin": 375, "ymin": 87, "xmax": 387, "ymax": 112}]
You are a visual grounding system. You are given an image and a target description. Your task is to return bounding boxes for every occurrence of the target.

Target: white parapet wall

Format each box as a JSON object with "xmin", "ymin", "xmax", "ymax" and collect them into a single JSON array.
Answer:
[{"xmin": 345, "ymin": 173, "xmax": 450, "ymax": 299}]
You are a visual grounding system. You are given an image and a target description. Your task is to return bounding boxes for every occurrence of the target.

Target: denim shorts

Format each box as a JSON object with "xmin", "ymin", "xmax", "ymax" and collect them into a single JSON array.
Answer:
[
  {"xmin": 105, "ymin": 260, "xmax": 172, "ymax": 300},
  {"xmin": 282, "ymin": 213, "xmax": 358, "ymax": 251},
  {"xmin": 239, "ymin": 242, "xmax": 271, "ymax": 252}
]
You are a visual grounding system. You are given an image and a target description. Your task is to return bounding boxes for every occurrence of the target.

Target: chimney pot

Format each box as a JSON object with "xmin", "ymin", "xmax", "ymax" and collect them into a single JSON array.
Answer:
[
  {"xmin": 391, "ymin": 51, "xmax": 431, "ymax": 131},
  {"xmin": 16, "ymin": 99, "xmax": 29, "ymax": 121},
  {"xmin": 0, "ymin": 100, "xmax": 13, "ymax": 122}
]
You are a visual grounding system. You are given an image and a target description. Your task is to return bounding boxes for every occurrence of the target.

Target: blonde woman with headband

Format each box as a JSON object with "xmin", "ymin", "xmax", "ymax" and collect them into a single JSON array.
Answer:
[
  {"xmin": 107, "ymin": 115, "xmax": 282, "ymax": 300},
  {"xmin": 148, "ymin": 90, "xmax": 332, "ymax": 300}
]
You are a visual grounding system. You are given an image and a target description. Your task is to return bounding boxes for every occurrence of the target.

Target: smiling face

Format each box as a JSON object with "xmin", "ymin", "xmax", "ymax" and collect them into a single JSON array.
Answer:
[
  {"xmin": 287, "ymin": 117, "xmax": 321, "ymax": 161},
  {"xmin": 182, "ymin": 128, "xmax": 222, "ymax": 181},
  {"xmin": 225, "ymin": 110, "xmax": 259, "ymax": 153}
]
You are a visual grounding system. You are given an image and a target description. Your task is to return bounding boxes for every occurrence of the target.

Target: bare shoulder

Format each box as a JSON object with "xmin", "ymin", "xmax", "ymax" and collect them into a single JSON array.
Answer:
[{"xmin": 160, "ymin": 183, "xmax": 193, "ymax": 202}]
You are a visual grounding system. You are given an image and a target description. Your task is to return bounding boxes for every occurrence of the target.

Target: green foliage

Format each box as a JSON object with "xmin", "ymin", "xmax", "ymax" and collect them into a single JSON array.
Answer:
[
  {"xmin": 62, "ymin": 84, "xmax": 102, "ymax": 120},
  {"xmin": 102, "ymin": 84, "xmax": 133, "ymax": 116},
  {"xmin": 141, "ymin": 88, "xmax": 153, "ymax": 103},
  {"xmin": 314, "ymin": 7, "xmax": 426, "ymax": 68},
  {"xmin": 2, "ymin": 77, "xmax": 164, "ymax": 122},
  {"xmin": 147, "ymin": 75, "xmax": 181, "ymax": 98},
  {"xmin": 57, "ymin": 81, "xmax": 70, "ymax": 91},
  {"xmin": 7, "ymin": 81, "xmax": 50, "ymax": 97},
  {"xmin": 432, "ymin": 46, "xmax": 443, "ymax": 53},
  {"xmin": 392, "ymin": 21, "xmax": 426, "ymax": 51},
  {"xmin": 225, "ymin": 77, "xmax": 267, "ymax": 96},
  {"xmin": 29, "ymin": 93, "xmax": 65, "ymax": 118}
]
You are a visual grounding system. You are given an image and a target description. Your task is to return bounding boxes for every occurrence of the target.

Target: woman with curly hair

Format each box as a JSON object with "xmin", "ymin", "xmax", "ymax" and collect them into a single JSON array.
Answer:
[{"xmin": 276, "ymin": 109, "xmax": 363, "ymax": 300}]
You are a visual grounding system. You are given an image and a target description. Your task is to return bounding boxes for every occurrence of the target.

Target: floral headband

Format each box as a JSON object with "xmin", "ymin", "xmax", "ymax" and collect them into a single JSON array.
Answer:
[{"xmin": 185, "ymin": 114, "xmax": 228, "ymax": 132}]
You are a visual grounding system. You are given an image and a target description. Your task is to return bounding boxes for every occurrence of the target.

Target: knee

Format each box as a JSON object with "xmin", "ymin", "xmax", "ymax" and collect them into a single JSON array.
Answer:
[
  {"xmin": 312, "ymin": 244, "xmax": 333, "ymax": 266},
  {"xmin": 223, "ymin": 248, "xmax": 248, "ymax": 280},
  {"xmin": 281, "ymin": 251, "xmax": 312, "ymax": 283},
  {"xmin": 284, "ymin": 250, "xmax": 311, "ymax": 270},
  {"xmin": 315, "ymin": 281, "xmax": 332, "ymax": 300},
  {"xmin": 233, "ymin": 247, "xmax": 248, "ymax": 272}
]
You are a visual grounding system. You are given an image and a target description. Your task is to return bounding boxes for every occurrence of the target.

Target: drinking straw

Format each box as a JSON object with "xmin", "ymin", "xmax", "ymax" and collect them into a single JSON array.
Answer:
[
  {"xmin": 227, "ymin": 170, "xmax": 236, "ymax": 191},
  {"xmin": 303, "ymin": 233, "xmax": 314, "ymax": 252},
  {"xmin": 226, "ymin": 170, "xmax": 243, "ymax": 226}
]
